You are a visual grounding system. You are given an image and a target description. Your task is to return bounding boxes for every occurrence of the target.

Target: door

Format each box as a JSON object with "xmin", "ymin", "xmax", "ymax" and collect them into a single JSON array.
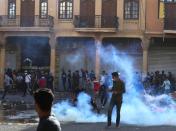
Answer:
[
  {"xmin": 165, "ymin": 3, "xmax": 176, "ymax": 30},
  {"xmin": 149, "ymin": 38, "xmax": 176, "ymax": 75},
  {"xmin": 102, "ymin": 0, "xmax": 117, "ymax": 27},
  {"xmin": 80, "ymin": 0, "xmax": 95, "ymax": 27},
  {"xmin": 21, "ymin": 0, "xmax": 35, "ymax": 27}
]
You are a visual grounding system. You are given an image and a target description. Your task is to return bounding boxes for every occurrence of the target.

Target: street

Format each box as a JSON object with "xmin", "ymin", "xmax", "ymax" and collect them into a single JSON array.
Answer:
[{"xmin": 0, "ymin": 122, "xmax": 176, "ymax": 131}]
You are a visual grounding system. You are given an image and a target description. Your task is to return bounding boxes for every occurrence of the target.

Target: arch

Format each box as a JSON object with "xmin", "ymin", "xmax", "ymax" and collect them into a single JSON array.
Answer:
[
  {"xmin": 6, "ymin": 36, "xmax": 51, "ymax": 70},
  {"xmin": 101, "ymin": 37, "xmax": 143, "ymax": 73}
]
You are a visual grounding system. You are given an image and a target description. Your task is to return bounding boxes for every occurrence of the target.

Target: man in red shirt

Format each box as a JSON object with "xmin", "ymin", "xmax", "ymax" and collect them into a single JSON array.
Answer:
[{"xmin": 38, "ymin": 76, "xmax": 47, "ymax": 88}]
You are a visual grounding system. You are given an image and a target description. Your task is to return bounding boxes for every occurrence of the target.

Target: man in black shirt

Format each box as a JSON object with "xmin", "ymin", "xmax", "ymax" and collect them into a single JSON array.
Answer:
[
  {"xmin": 34, "ymin": 88, "xmax": 61, "ymax": 131},
  {"xmin": 107, "ymin": 72, "xmax": 126, "ymax": 127},
  {"xmin": 46, "ymin": 72, "xmax": 54, "ymax": 92}
]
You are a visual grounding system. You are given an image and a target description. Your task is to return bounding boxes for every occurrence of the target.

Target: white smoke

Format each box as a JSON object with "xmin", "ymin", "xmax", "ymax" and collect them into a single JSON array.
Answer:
[
  {"xmin": 65, "ymin": 50, "xmax": 83, "ymax": 65},
  {"xmin": 53, "ymin": 93, "xmax": 106, "ymax": 123},
  {"xmin": 53, "ymin": 44, "xmax": 176, "ymax": 126}
]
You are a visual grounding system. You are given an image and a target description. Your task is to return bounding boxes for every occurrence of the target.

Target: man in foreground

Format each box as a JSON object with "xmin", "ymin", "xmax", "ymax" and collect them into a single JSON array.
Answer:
[
  {"xmin": 34, "ymin": 88, "xmax": 61, "ymax": 131},
  {"xmin": 107, "ymin": 72, "xmax": 126, "ymax": 127}
]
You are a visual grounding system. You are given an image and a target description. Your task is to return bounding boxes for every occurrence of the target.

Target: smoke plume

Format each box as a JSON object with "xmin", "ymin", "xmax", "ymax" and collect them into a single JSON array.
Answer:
[{"xmin": 53, "ymin": 44, "xmax": 176, "ymax": 126}]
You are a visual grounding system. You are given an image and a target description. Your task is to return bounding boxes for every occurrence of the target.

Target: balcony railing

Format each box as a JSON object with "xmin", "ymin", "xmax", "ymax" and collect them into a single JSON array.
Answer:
[
  {"xmin": 73, "ymin": 15, "xmax": 119, "ymax": 29},
  {"xmin": 0, "ymin": 15, "xmax": 54, "ymax": 27},
  {"xmin": 164, "ymin": 17, "xmax": 176, "ymax": 30}
]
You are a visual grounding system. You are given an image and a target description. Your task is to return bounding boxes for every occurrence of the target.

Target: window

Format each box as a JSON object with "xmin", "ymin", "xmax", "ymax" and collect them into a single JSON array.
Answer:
[
  {"xmin": 40, "ymin": 0, "xmax": 48, "ymax": 18},
  {"xmin": 159, "ymin": 0, "xmax": 165, "ymax": 19},
  {"xmin": 58, "ymin": 0, "xmax": 73, "ymax": 19},
  {"xmin": 159, "ymin": 0, "xmax": 176, "ymax": 19},
  {"xmin": 124, "ymin": 0, "xmax": 139, "ymax": 20},
  {"xmin": 8, "ymin": 0, "xmax": 16, "ymax": 19}
]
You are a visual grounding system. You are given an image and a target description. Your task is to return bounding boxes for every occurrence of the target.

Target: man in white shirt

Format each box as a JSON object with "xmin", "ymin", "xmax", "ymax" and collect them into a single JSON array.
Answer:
[
  {"xmin": 23, "ymin": 72, "xmax": 31, "ymax": 96},
  {"xmin": 162, "ymin": 77, "xmax": 171, "ymax": 94}
]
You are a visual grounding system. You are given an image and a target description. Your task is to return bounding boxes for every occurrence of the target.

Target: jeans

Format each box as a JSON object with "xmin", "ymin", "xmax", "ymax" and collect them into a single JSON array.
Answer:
[{"xmin": 107, "ymin": 96, "xmax": 122, "ymax": 126}]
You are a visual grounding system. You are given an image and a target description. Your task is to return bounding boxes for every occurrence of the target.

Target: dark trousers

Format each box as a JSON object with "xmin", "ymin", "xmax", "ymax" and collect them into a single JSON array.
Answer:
[
  {"xmin": 107, "ymin": 97, "xmax": 122, "ymax": 126},
  {"xmin": 23, "ymin": 82, "xmax": 31, "ymax": 96},
  {"xmin": 47, "ymin": 83, "xmax": 54, "ymax": 92},
  {"xmin": 101, "ymin": 93, "xmax": 108, "ymax": 106},
  {"xmin": 91, "ymin": 99, "xmax": 100, "ymax": 113},
  {"xmin": 68, "ymin": 79, "xmax": 72, "ymax": 91},
  {"xmin": 2, "ymin": 85, "xmax": 10, "ymax": 99},
  {"xmin": 62, "ymin": 79, "xmax": 66, "ymax": 91}
]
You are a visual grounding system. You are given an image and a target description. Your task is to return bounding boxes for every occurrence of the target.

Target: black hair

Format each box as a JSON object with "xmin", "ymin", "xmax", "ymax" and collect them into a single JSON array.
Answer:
[
  {"xmin": 112, "ymin": 72, "xmax": 119, "ymax": 77},
  {"xmin": 34, "ymin": 88, "xmax": 54, "ymax": 112}
]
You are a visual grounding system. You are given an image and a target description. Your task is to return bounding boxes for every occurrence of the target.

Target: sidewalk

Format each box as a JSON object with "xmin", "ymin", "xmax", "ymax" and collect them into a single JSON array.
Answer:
[
  {"xmin": 0, "ymin": 91, "xmax": 34, "ymax": 103},
  {"xmin": 0, "ymin": 90, "xmax": 72, "ymax": 105}
]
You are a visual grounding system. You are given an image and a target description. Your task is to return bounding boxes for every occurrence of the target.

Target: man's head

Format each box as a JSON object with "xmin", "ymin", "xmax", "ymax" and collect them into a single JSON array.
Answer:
[
  {"xmin": 112, "ymin": 72, "xmax": 119, "ymax": 80},
  {"xmin": 34, "ymin": 88, "xmax": 54, "ymax": 116}
]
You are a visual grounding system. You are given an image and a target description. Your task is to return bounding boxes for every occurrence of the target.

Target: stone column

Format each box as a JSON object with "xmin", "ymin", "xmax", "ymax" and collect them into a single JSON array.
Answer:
[
  {"xmin": 74, "ymin": 0, "xmax": 80, "ymax": 15},
  {"xmin": 49, "ymin": 34, "xmax": 56, "ymax": 77},
  {"xmin": 95, "ymin": 0, "xmax": 102, "ymax": 28},
  {"xmin": 95, "ymin": 35, "xmax": 102, "ymax": 79},
  {"xmin": 142, "ymin": 37, "xmax": 150, "ymax": 79},
  {"xmin": 117, "ymin": 0, "xmax": 124, "ymax": 30},
  {"xmin": 35, "ymin": 0, "xmax": 40, "ymax": 16},
  {"xmin": 48, "ymin": 0, "xmax": 57, "ymax": 18},
  {"xmin": 0, "ymin": 0, "xmax": 7, "ymax": 15},
  {"xmin": 0, "ymin": 37, "xmax": 6, "ymax": 89}
]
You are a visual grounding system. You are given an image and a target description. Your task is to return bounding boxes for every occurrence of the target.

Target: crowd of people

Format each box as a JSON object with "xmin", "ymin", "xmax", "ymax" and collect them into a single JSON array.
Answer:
[
  {"xmin": 61, "ymin": 69, "xmax": 118, "ymax": 110},
  {"xmin": 62, "ymin": 69, "xmax": 125, "ymax": 127},
  {"xmin": 2, "ymin": 68, "xmax": 176, "ymax": 130},
  {"xmin": 34, "ymin": 71, "xmax": 125, "ymax": 130},
  {"xmin": 143, "ymin": 70, "xmax": 176, "ymax": 95},
  {"xmin": 1, "ymin": 68, "xmax": 54, "ymax": 99},
  {"xmin": 61, "ymin": 69, "xmax": 176, "ymax": 108},
  {"xmin": 2, "ymin": 68, "xmax": 176, "ymax": 103}
]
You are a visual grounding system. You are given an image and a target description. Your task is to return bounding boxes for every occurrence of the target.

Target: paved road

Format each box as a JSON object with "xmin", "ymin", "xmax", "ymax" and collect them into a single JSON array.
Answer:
[
  {"xmin": 1, "ymin": 92, "xmax": 176, "ymax": 131},
  {"xmin": 0, "ymin": 123, "xmax": 176, "ymax": 131}
]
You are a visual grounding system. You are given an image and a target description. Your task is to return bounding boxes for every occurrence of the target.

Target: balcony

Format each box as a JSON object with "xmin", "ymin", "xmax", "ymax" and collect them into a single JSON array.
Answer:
[
  {"xmin": 73, "ymin": 15, "xmax": 119, "ymax": 33},
  {"xmin": 0, "ymin": 15, "xmax": 54, "ymax": 32}
]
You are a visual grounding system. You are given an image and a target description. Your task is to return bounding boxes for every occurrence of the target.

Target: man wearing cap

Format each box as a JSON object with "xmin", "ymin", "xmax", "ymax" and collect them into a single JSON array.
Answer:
[{"xmin": 107, "ymin": 72, "xmax": 126, "ymax": 127}]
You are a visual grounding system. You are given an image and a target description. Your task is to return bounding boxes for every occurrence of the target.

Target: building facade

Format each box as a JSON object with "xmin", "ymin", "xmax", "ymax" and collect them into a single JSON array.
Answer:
[
  {"xmin": 146, "ymin": 0, "xmax": 176, "ymax": 76},
  {"xmin": 0, "ymin": 0, "xmax": 175, "ymax": 89}
]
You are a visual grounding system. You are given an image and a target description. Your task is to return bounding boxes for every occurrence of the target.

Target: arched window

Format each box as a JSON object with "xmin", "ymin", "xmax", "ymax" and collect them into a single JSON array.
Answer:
[
  {"xmin": 8, "ymin": 0, "xmax": 16, "ymax": 19},
  {"xmin": 58, "ymin": 0, "xmax": 73, "ymax": 19},
  {"xmin": 124, "ymin": 0, "xmax": 139, "ymax": 19},
  {"xmin": 40, "ymin": 0, "xmax": 48, "ymax": 18}
]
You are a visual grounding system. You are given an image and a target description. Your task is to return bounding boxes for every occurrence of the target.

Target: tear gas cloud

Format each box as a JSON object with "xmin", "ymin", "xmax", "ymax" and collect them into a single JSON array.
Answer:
[
  {"xmin": 65, "ymin": 50, "xmax": 83, "ymax": 65},
  {"xmin": 53, "ymin": 93, "xmax": 106, "ymax": 123},
  {"xmin": 53, "ymin": 43, "xmax": 176, "ymax": 126}
]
